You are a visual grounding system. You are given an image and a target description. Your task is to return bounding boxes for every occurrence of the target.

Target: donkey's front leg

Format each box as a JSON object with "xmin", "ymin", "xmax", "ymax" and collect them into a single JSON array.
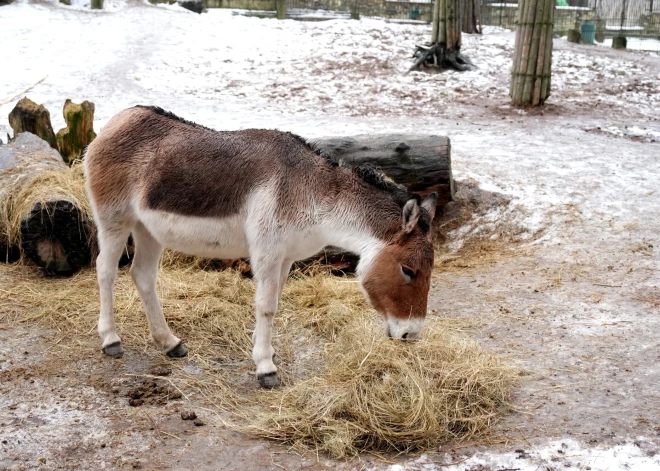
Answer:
[{"xmin": 251, "ymin": 257, "xmax": 285, "ymax": 389}]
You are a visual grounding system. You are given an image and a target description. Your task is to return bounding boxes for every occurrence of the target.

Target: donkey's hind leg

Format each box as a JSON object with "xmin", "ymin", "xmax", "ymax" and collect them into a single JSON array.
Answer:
[
  {"xmin": 130, "ymin": 222, "xmax": 187, "ymax": 357},
  {"xmin": 97, "ymin": 222, "xmax": 132, "ymax": 358}
]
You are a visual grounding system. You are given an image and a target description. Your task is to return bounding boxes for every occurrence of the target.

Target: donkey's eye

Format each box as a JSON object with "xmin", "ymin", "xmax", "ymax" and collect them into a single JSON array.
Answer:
[{"xmin": 401, "ymin": 265, "xmax": 416, "ymax": 279}]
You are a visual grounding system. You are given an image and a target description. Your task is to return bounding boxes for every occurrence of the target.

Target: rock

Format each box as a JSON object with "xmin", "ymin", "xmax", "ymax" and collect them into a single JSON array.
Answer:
[
  {"xmin": 8, "ymin": 97, "xmax": 58, "ymax": 150},
  {"xmin": 567, "ymin": 29, "xmax": 581, "ymax": 43},
  {"xmin": 178, "ymin": 0, "xmax": 203, "ymax": 13},
  {"xmin": 192, "ymin": 418, "xmax": 205, "ymax": 426},
  {"xmin": 612, "ymin": 36, "xmax": 627, "ymax": 49},
  {"xmin": 56, "ymin": 99, "xmax": 97, "ymax": 164}
]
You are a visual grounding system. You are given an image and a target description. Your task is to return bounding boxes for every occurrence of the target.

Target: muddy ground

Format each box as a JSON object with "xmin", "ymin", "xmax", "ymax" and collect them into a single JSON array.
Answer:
[{"xmin": 1, "ymin": 2, "xmax": 660, "ymax": 470}]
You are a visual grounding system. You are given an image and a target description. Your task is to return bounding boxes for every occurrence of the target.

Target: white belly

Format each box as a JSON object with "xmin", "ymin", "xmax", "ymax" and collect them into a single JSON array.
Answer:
[{"xmin": 137, "ymin": 208, "xmax": 250, "ymax": 259}]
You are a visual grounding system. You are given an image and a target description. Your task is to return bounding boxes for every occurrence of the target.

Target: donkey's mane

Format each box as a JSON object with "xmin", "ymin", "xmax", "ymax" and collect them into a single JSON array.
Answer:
[
  {"xmin": 135, "ymin": 105, "xmax": 215, "ymax": 131},
  {"xmin": 137, "ymin": 106, "xmax": 425, "ymax": 225}
]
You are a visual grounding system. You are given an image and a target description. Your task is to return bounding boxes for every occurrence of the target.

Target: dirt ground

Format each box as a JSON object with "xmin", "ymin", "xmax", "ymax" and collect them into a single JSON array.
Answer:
[{"xmin": 1, "ymin": 3, "xmax": 660, "ymax": 470}]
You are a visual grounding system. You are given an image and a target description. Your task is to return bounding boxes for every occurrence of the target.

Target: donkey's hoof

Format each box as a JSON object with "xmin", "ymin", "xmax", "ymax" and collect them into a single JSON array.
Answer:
[
  {"xmin": 257, "ymin": 372, "xmax": 280, "ymax": 389},
  {"xmin": 102, "ymin": 341, "xmax": 124, "ymax": 358},
  {"xmin": 166, "ymin": 342, "xmax": 188, "ymax": 358}
]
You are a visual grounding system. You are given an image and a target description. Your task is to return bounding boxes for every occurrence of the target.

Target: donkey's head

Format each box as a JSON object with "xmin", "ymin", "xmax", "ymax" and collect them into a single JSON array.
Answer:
[{"xmin": 360, "ymin": 193, "xmax": 438, "ymax": 340}]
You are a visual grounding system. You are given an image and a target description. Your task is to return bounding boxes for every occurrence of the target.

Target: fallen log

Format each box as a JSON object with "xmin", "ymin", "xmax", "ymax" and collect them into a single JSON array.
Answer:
[
  {"xmin": 313, "ymin": 134, "xmax": 454, "ymax": 206},
  {"xmin": 0, "ymin": 133, "xmax": 92, "ymax": 274}
]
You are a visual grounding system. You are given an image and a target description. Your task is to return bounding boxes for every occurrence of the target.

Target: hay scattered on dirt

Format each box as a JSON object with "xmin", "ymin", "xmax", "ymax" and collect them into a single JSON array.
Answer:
[
  {"xmin": 0, "ymin": 162, "xmax": 91, "ymax": 250},
  {"xmin": 0, "ymin": 260, "xmax": 517, "ymax": 458}
]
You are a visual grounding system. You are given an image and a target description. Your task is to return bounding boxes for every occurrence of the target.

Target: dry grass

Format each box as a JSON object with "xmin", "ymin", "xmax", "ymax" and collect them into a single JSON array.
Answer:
[{"xmin": 0, "ymin": 161, "xmax": 92, "ymax": 250}]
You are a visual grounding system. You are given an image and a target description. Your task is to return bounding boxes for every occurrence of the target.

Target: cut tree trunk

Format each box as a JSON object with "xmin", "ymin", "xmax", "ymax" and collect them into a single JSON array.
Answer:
[
  {"xmin": 91, "ymin": 0, "xmax": 103, "ymax": 9},
  {"xmin": 276, "ymin": 0, "xmax": 286, "ymax": 19},
  {"xmin": 8, "ymin": 97, "xmax": 58, "ymax": 149},
  {"xmin": 461, "ymin": 0, "xmax": 481, "ymax": 34},
  {"xmin": 510, "ymin": 0, "xmax": 555, "ymax": 107},
  {"xmin": 0, "ymin": 133, "xmax": 92, "ymax": 274},
  {"xmin": 410, "ymin": 0, "xmax": 473, "ymax": 71},
  {"xmin": 56, "ymin": 99, "xmax": 97, "ymax": 164},
  {"xmin": 314, "ymin": 134, "xmax": 454, "ymax": 205}
]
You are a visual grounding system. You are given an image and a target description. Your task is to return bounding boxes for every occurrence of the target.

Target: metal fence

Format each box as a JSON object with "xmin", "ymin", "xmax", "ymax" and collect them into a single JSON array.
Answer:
[{"xmin": 481, "ymin": 0, "xmax": 660, "ymax": 40}]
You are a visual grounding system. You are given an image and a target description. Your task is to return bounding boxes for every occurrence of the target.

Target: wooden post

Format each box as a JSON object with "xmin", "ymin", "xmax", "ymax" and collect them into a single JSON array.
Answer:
[
  {"xmin": 91, "ymin": 0, "xmax": 103, "ymax": 9},
  {"xmin": 56, "ymin": 99, "xmax": 97, "ymax": 164},
  {"xmin": 510, "ymin": 0, "xmax": 555, "ymax": 107},
  {"xmin": 276, "ymin": 0, "xmax": 286, "ymax": 19}
]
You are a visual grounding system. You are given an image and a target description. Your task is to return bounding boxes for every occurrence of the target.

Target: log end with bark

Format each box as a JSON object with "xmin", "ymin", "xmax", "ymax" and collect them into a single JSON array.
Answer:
[
  {"xmin": 8, "ymin": 97, "xmax": 58, "ymax": 150},
  {"xmin": 21, "ymin": 200, "xmax": 93, "ymax": 275},
  {"xmin": 0, "ymin": 132, "xmax": 93, "ymax": 276}
]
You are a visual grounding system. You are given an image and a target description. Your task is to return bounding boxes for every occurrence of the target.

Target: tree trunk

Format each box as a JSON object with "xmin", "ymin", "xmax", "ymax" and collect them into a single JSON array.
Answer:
[
  {"xmin": 56, "ymin": 99, "xmax": 97, "ymax": 164},
  {"xmin": 8, "ymin": 97, "xmax": 58, "ymax": 150},
  {"xmin": 0, "ymin": 133, "xmax": 92, "ymax": 274},
  {"xmin": 276, "ymin": 0, "xmax": 286, "ymax": 19},
  {"xmin": 313, "ymin": 134, "xmax": 454, "ymax": 206},
  {"xmin": 461, "ymin": 0, "xmax": 481, "ymax": 34},
  {"xmin": 410, "ymin": 0, "xmax": 473, "ymax": 71},
  {"xmin": 510, "ymin": 0, "xmax": 555, "ymax": 107}
]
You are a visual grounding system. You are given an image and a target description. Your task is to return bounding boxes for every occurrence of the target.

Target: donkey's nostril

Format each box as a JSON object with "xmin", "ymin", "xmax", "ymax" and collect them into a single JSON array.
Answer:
[{"xmin": 402, "ymin": 332, "xmax": 409, "ymax": 340}]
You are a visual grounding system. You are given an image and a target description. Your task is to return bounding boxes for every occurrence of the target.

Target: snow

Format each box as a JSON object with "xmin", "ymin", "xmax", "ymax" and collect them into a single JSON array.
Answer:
[{"xmin": 380, "ymin": 438, "xmax": 660, "ymax": 470}]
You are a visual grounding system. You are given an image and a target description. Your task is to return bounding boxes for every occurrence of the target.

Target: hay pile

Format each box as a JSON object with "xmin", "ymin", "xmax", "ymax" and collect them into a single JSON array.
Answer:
[{"xmin": 249, "ymin": 318, "xmax": 515, "ymax": 458}]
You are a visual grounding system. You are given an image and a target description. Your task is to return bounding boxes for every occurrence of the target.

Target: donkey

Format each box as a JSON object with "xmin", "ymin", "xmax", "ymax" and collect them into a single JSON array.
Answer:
[{"xmin": 84, "ymin": 106, "xmax": 438, "ymax": 388}]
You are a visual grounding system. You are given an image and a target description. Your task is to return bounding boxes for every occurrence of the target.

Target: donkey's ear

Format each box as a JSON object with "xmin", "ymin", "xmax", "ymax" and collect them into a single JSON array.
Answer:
[
  {"xmin": 402, "ymin": 199, "xmax": 420, "ymax": 233},
  {"xmin": 421, "ymin": 192, "xmax": 438, "ymax": 221}
]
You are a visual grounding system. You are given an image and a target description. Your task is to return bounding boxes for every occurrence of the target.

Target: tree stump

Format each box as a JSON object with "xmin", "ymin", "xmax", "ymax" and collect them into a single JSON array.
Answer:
[
  {"xmin": 612, "ymin": 36, "xmax": 627, "ymax": 49},
  {"xmin": 56, "ymin": 99, "xmax": 97, "ymax": 164},
  {"xmin": 510, "ymin": 0, "xmax": 555, "ymax": 107},
  {"xmin": 314, "ymin": 134, "xmax": 454, "ymax": 205},
  {"xmin": 8, "ymin": 97, "xmax": 58, "ymax": 150},
  {"xmin": 410, "ymin": 0, "xmax": 474, "ymax": 72},
  {"xmin": 0, "ymin": 133, "xmax": 92, "ymax": 274},
  {"xmin": 91, "ymin": 0, "xmax": 103, "ymax": 9},
  {"xmin": 567, "ymin": 29, "xmax": 582, "ymax": 43}
]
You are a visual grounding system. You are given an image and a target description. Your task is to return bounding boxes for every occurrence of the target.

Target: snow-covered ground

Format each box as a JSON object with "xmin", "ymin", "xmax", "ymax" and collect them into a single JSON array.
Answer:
[{"xmin": 1, "ymin": 1, "xmax": 659, "ymax": 470}]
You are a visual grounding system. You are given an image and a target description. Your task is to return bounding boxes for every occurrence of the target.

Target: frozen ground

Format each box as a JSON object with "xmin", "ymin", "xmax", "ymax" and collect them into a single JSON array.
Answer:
[{"xmin": 1, "ymin": 1, "xmax": 659, "ymax": 470}]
